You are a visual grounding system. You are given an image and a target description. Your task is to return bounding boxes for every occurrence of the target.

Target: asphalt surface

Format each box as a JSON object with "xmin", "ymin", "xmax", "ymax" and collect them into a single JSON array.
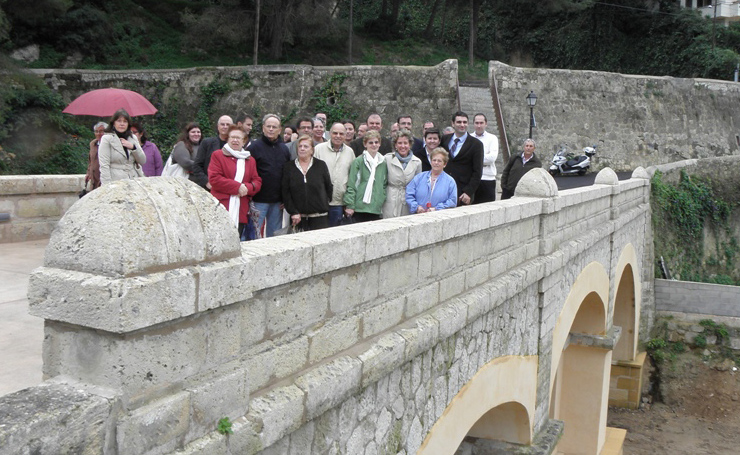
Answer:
[{"xmin": 552, "ymin": 171, "xmax": 634, "ymax": 190}]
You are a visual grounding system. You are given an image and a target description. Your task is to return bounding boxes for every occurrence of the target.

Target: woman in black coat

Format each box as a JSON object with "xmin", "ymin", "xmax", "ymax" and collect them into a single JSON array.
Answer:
[{"xmin": 282, "ymin": 134, "xmax": 333, "ymax": 231}]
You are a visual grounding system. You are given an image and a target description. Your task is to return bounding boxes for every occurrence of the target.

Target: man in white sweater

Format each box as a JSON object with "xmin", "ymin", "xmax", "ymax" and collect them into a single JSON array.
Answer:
[
  {"xmin": 313, "ymin": 122, "xmax": 355, "ymax": 226},
  {"xmin": 472, "ymin": 113, "xmax": 499, "ymax": 203}
]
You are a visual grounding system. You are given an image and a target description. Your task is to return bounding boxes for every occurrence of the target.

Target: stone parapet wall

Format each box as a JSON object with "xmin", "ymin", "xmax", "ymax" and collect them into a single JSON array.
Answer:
[
  {"xmin": 655, "ymin": 279, "xmax": 740, "ymax": 318},
  {"xmin": 491, "ymin": 61, "xmax": 740, "ymax": 171},
  {"xmin": 0, "ymin": 174, "xmax": 84, "ymax": 243},
  {"xmin": 0, "ymin": 171, "xmax": 652, "ymax": 454},
  {"xmin": 34, "ymin": 61, "xmax": 458, "ymax": 135}
]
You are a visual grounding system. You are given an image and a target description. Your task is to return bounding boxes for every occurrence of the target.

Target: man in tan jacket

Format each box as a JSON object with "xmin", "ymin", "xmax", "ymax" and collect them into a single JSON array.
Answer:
[{"xmin": 313, "ymin": 122, "xmax": 355, "ymax": 226}]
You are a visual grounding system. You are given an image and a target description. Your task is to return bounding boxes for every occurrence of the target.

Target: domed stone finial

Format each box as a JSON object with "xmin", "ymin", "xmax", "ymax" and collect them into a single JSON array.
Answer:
[
  {"xmin": 631, "ymin": 166, "xmax": 650, "ymax": 179},
  {"xmin": 595, "ymin": 167, "xmax": 619, "ymax": 185},
  {"xmin": 514, "ymin": 168, "xmax": 558, "ymax": 198},
  {"xmin": 44, "ymin": 178, "xmax": 240, "ymax": 277}
]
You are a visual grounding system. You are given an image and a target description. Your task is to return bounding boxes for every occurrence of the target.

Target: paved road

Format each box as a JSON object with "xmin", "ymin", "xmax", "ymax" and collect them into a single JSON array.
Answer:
[{"xmin": 552, "ymin": 171, "xmax": 634, "ymax": 190}]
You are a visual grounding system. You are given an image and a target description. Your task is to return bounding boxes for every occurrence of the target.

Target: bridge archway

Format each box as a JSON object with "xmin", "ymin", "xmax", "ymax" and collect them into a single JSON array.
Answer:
[
  {"xmin": 549, "ymin": 262, "xmax": 611, "ymax": 455},
  {"xmin": 613, "ymin": 244, "xmax": 641, "ymax": 362},
  {"xmin": 418, "ymin": 355, "xmax": 538, "ymax": 454}
]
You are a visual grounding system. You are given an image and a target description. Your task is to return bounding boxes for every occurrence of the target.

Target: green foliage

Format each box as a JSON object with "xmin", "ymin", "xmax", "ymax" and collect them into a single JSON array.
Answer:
[
  {"xmin": 196, "ymin": 78, "xmax": 231, "ymax": 133},
  {"xmin": 216, "ymin": 417, "xmax": 233, "ymax": 436},
  {"xmin": 310, "ymin": 73, "xmax": 357, "ymax": 126},
  {"xmin": 651, "ymin": 169, "xmax": 740, "ymax": 284},
  {"xmin": 700, "ymin": 319, "xmax": 730, "ymax": 343},
  {"xmin": 694, "ymin": 334, "xmax": 707, "ymax": 348}
]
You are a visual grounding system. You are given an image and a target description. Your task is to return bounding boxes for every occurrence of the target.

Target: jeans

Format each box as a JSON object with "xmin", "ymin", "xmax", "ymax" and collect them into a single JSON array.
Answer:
[
  {"xmin": 328, "ymin": 205, "xmax": 344, "ymax": 227},
  {"xmin": 253, "ymin": 202, "xmax": 283, "ymax": 238}
]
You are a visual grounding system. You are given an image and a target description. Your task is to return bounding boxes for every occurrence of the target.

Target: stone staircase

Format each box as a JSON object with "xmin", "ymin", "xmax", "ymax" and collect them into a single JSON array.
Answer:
[{"xmin": 458, "ymin": 83, "xmax": 506, "ymax": 174}]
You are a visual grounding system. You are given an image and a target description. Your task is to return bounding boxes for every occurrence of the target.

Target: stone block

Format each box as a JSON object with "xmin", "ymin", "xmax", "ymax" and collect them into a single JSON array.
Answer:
[
  {"xmin": 464, "ymin": 262, "xmax": 490, "ymax": 290},
  {"xmin": 398, "ymin": 314, "xmax": 440, "ymax": 360},
  {"xmin": 227, "ymin": 417, "xmax": 264, "ymax": 455},
  {"xmin": 419, "ymin": 240, "xmax": 458, "ymax": 279},
  {"xmin": 378, "ymin": 252, "xmax": 419, "ymax": 295},
  {"xmin": 203, "ymin": 306, "xmax": 242, "ymax": 369},
  {"xmin": 434, "ymin": 209, "xmax": 470, "ymax": 242},
  {"xmin": 330, "ymin": 263, "xmax": 380, "ymax": 315},
  {"xmin": 0, "ymin": 175, "xmax": 36, "ymax": 195},
  {"xmin": 344, "ymin": 219, "xmax": 410, "ymax": 261},
  {"xmin": 358, "ymin": 333, "xmax": 406, "ymax": 388},
  {"xmin": 309, "ymin": 315, "xmax": 360, "ymax": 364},
  {"xmin": 295, "ymin": 356, "xmax": 362, "ymax": 420},
  {"xmin": 36, "ymin": 175, "xmax": 85, "ymax": 193},
  {"xmin": 240, "ymin": 299, "xmax": 267, "ymax": 348},
  {"xmin": 292, "ymin": 228, "xmax": 367, "ymax": 275},
  {"xmin": 396, "ymin": 213, "xmax": 444, "ymax": 250},
  {"xmin": 405, "ymin": 283, "xmax": 439, "ymax": 318},
  {"xmin": 248, "ymin": 384, "xmax": 305, "ymax": 449},
  {"xmin": 186, "ymin": 367, "xmax": 250, "ymax": 442},
  {"xmin": 264, "ymin": 279, "xmax": 329, "ymax": 337},
  {"xmin": 197, "ymin": 258, "xmax": 252, "ymax": 311},
  {"xmin": 240, "ymin": 237, "xmax": 313, "ymax": 291},
  {"xmin": 16, "ymin": 197, "xmax": 62, "ymax": 218},
  {"xmin": 439, "ymin": 270, "xmax": 466, "ymax": 302},
  {"xmin": 0, "ymin": 382, "xmax": 112, "ymax": 455},
  {"xmin": 176, "ymin": 432, "xmax": 229, "ymax": 455},
  {"xmin": 117, "ymin": 391, "xmax": 191, "ymax": 455},
  {"xmin": 433, "ymin": 300, "xmax": 468, "ymax": 340},
  {"xmin": 362, "ymin": 296, "xmax": 405, "ymax": 338}
]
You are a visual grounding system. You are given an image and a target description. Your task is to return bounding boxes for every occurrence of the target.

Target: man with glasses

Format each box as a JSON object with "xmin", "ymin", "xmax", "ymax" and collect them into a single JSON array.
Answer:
[{"xmin": 248, "ymin": 114, "xmax": 290, "ymax": 237}]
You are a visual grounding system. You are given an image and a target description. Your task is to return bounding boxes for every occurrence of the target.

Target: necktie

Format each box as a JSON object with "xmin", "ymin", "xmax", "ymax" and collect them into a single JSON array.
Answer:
[{"xmin": 450, "ymin": 138, "xmax": 460, "ymax": 157}]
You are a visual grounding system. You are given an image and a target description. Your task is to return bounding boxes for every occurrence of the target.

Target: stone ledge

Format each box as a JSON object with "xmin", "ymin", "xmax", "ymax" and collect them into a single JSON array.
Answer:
[{"xmin": 459, "ymin": 418, "xmax": 564, "ymax": 454}]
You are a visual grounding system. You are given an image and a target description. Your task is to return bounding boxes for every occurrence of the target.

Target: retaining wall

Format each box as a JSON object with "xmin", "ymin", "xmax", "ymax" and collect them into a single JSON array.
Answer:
[
  {"xmin": 0, "ymin": 175, "xmax": 84, "ymax": 243},
  {"xmin": 655, "ymin": 278, "xmax": 740, "ymax": 318}
]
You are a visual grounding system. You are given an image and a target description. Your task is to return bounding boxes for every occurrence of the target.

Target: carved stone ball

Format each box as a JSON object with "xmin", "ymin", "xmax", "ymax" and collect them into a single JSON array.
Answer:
[{"xmin": 44, "ymin": 177, "xmax": 240, "ymax": 277}]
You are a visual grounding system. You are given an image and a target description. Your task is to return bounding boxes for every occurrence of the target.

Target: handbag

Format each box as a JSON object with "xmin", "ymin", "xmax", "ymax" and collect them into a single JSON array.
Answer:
[{"xmin": 162, "ymin": 153, "xmax": 188, "ymax": 179}]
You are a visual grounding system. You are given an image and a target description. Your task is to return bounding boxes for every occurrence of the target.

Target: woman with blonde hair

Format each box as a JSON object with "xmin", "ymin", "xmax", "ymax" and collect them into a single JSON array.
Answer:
[{"xmin": 343, "ymin": 130, "xmax": 387, "ymax": 223}]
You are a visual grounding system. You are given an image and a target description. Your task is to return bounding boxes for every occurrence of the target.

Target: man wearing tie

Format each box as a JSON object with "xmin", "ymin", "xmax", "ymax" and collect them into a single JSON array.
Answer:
[{"xmin": 442, "ymin": 111, "xmax": 484, "ymax": 205}]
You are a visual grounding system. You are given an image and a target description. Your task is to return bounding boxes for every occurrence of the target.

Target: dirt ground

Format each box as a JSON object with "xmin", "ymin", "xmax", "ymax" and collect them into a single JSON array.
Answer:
[{"xmin": 607, "ymin": 352, "xmax": 740, "ymax": 455}]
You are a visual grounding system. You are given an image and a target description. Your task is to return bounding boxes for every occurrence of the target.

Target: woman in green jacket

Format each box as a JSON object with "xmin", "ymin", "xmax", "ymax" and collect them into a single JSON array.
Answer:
[{"xmin": 343, "ymin": 130, "xmax": 388, "ymax": 222}]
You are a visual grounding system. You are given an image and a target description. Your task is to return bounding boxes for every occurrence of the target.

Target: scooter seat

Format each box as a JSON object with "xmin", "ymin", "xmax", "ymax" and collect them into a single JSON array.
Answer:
[{"xmin": 566, "ymin": 156, "xmax": 587, "ymax": 167}]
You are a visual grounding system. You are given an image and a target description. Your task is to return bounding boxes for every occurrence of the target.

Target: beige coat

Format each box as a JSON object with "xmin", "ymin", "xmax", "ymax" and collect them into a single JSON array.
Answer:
[
  {"xmin": 99, "ymin": 132, "xmax": 146, "ymax": 185},
  {"xmin": 382, "ymin": 153, "xmax": 422, "ymax": 218},
  {"xmin": 313, "ymin": 142, "xmax": 356, "ymax": 206}
]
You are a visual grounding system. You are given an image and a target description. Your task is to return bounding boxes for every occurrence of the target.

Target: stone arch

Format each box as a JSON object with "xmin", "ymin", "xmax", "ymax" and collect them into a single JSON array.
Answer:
[
  {"xmin": 612, "ymin": 243, "xmax": 641, "ymax": 362},
  {"xmin": 549, "ymin": 261, "xmax": 611, "ymax": 455},
  {"xmin": 418, "ymin": 355, "xmax": 538, "ymax": 454}
]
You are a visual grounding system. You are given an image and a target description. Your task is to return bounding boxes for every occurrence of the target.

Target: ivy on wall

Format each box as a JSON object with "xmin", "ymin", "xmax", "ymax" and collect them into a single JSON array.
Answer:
[
  {"xmin": 652, "ymin": 170, "xmax": 740, "ymax": 285},
  {"xmin": 310, "ymin": 74, "xmax": 357, "ymax": 126}
]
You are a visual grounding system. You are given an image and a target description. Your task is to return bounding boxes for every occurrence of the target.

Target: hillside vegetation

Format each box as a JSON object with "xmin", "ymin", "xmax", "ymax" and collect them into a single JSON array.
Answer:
[{"xmin": 2, "ymin": 0, "xmax": 740, "ymax": 174}]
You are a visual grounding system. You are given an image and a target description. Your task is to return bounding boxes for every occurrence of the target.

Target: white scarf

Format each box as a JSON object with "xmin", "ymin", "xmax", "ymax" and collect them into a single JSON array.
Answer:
[
  {"xmin": 362, "ymin": 150, "xmax": 384, "ymax": 204},
  {"xmin": 223, "ymin": 144, "xmax": 251, "ymax": 228}
]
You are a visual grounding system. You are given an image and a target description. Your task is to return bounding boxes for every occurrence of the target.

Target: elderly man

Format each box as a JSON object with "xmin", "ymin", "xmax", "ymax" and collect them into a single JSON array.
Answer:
[
  {"xmin": 191, "ymin": 114, "xmax": 233, "ymax": 190},
  {"xmin": 248, "ymin": 114, "xmax": 291, "ymax": 237},
  {"xmin": 350, "ymin": 113, "xmax": 392, "ymax": 157},
  {"xmin": 472, "ymin": 113, "xmax": 499, "ymax": 203},
  {"xmin": 288, "ymin": 116, "xmax": 314, "ymax": 160},
  {"xmin": 500, "ymin": 138, "xmax": 542, "ymax": 200},
  {"xmin": 442, "ymin": 111, "xmax": 483, "ymax": 206},
  {"xmin": 314, "ymin": 122, "xmax": 356, "ymax": 226}
]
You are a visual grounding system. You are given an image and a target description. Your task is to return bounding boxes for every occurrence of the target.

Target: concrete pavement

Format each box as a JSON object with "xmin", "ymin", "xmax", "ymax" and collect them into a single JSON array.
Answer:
[{"xmin": 0, "ymin": 239, "xmax": 46, "ymax": 396}]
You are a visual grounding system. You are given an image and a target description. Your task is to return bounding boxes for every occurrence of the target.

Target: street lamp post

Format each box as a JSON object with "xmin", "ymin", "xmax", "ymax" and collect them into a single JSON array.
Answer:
[{"xmin": 526, "ymin": 90, "xmax": 537, "ymax": 139}]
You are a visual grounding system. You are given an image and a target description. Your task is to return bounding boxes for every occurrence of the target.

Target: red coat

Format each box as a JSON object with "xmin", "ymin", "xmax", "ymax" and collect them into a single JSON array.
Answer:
[{"xmin": 208, "ymin": 150, "xmax": 262, "ymax": 224}]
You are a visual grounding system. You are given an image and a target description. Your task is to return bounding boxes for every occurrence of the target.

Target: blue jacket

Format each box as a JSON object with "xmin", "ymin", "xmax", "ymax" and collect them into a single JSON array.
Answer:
[{"xmin": 405, "ymin": 171, "xmax": 458, "ymax": 213}]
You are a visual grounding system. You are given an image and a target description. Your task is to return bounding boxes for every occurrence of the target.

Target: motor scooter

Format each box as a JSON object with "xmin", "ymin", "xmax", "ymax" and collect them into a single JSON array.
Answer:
[{"xmin": 548, "ymin": 145, "xmax": 597, "ymax": 176}]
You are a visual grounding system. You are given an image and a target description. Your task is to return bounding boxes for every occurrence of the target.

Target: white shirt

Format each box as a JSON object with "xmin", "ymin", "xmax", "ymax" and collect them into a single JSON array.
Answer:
[{"xmin": 473, "ymin": 130, "xmax": 499, "ymax": 180}]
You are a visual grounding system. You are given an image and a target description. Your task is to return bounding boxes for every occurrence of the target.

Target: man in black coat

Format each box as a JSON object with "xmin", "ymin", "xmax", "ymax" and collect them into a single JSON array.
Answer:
[
  {"xmin": 190, "ymin": 115, "xmax": 233, "ymax": 190},
  {"xmin": 350, "ymin": 113, "xmax": 393, "ymax": 157},
  {"xmin": 442, "ymin": 111, "xmax": 484, "ymax": 206}
]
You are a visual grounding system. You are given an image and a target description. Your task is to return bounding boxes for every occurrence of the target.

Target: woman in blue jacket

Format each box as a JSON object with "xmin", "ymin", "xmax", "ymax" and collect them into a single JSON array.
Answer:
[{"xmin": 406, "ymin": 148, "xmax": 457, "ymax": 213}]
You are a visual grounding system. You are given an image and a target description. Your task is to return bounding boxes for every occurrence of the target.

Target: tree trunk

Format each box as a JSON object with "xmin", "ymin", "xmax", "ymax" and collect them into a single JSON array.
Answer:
[
  {"xmin": 391, "ymin": 0, "xmax": 403, "ymax": 23},
  {"xmin": 253, "ymin": 0, "xmax": 260, "ymax": 65},
  {"xmin": 468, "ymin": 0, "xmax": 476, "ymax": 68},
  {"xmin": 381, "ymin": 0, "xmax": 388, "ymax": 16},
  {"xmin": 424, "ymin": 0, "xmax": 442, "ymax": 36}
]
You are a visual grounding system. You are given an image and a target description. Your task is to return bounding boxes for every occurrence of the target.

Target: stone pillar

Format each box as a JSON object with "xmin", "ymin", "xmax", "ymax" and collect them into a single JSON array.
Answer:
[{"xmin": 27, "ymin": 178, "xmax": 248, "ymax": 454}]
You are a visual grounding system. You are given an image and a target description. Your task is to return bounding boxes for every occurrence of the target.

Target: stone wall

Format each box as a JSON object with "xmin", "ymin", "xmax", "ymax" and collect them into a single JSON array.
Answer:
[
  {"xmin": 0, "ymin": 175, "xmax": 84, "ymax": 243},
  {"xmin": 0, "ymin": 171, "xmax": 652, "ymax": 454},
  {"xmin": 491, "ymin": 61, "xmax": 740, "ymax": 171},
  {"xmin": 655, "ymin": 279, "xmax": 740, "ymax": 318},
  {"xmin": 34, "ymin": 61, "xmax": 458, "ymax": 135}
]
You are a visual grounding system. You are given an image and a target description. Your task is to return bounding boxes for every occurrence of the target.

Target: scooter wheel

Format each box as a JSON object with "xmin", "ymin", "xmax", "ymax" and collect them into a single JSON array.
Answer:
[
  {"xmin": 549, "ymin": 169, "xmax": 559, "ymax": 176},
  {"xmin": 578, "ymin": 169, "xmax": 587, "ymax": 176}
]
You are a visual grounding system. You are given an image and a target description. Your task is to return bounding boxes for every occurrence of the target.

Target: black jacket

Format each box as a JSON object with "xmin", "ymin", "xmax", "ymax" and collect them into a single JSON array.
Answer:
[
  {"xmin": 501, "ymin": 153, "xmax": 543, "ymax": 193},
  {"xmin": 190, "ymin": 136, "xmax": 225, "ymax": 189},
  {"xmin": 248, "ymin": 135, "xmax": 291, "ymax": 203},
  {"xmin": 282, "ymin": 158, "xmax": 333, "ymax": 216}
]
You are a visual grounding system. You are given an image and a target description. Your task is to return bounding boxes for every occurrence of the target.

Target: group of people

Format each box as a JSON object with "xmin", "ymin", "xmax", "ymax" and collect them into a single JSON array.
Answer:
[{"xmin": 86, "ymin": 108, "xmax": 544, "ymax": 240}]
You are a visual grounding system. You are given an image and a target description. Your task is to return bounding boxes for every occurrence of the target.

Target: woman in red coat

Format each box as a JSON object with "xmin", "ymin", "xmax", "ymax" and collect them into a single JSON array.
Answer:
[{"xmin": 208, "ymin": 125, "xmax": 262, "ymax": 240}]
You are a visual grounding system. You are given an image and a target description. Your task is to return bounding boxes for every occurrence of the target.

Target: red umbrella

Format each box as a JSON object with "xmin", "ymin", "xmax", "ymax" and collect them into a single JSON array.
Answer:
[{"xmin": 62, "ymin": 88, "xmax": 158, "ymax": 117}]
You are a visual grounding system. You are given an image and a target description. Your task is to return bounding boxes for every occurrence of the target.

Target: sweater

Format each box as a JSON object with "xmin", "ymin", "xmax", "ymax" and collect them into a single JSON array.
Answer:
[{"xmin": 282, "ymin": 158, "xmax": 333, "ymax": 216}]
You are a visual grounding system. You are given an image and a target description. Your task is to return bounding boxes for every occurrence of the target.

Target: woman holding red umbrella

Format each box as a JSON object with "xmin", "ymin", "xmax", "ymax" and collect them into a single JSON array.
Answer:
[{"xmin": 98, "ymin": 109, "xmax": 147, "ymax": 185}]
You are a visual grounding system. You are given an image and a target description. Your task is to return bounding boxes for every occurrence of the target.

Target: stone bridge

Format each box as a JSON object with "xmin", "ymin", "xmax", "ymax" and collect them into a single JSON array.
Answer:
[{"xmin": 0, "ymin": 165, "xmax": 652, "ymax": 455}]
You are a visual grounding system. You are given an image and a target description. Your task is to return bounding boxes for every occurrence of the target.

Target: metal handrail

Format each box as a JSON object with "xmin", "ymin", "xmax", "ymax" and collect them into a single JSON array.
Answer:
[{"xmin": 489, "ymin": 67, "xmax": 510, "ymax": 163}]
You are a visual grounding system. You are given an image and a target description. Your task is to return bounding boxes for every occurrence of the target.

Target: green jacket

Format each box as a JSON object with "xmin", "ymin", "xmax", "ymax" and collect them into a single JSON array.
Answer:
[{"xmin": 343, "ymin": 155, "xmax": 388, "ymax": 215}]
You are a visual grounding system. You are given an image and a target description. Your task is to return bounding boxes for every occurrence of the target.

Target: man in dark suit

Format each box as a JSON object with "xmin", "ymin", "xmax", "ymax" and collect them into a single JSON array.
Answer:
[
  {"xmin": 442, "ymin": 111, "xmax": 483, "ymax": 206},
  {"xmin": 190, "ymin": 114, "xmax": 233, "ymax": 190}
]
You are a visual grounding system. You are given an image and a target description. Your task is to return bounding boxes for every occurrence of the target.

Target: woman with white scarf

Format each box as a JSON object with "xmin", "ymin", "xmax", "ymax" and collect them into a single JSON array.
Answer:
[
  {"xmin": 208, "ymin": 125, "xmax": 263, "ymax": 240},
  {"xmin": 343, "ymin": 130, "xmax": 388, "ymax": 223}
]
